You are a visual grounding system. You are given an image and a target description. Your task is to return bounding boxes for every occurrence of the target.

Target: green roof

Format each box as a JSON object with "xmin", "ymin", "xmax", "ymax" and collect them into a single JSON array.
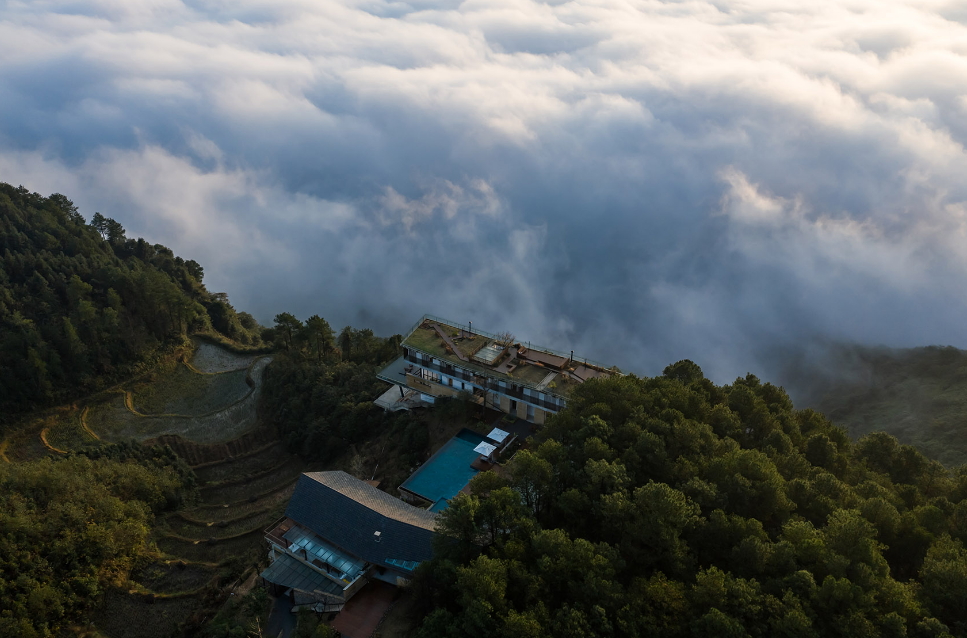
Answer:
[{"xmin": 401, "ymin": 315, "xmax": 617, "ymax": 397}]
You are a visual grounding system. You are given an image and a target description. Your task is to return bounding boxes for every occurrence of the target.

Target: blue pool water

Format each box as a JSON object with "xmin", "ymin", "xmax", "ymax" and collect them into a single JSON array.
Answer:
[{"xmin": 401, "ymin": 429, "xmax": 487, "ymax": 510}]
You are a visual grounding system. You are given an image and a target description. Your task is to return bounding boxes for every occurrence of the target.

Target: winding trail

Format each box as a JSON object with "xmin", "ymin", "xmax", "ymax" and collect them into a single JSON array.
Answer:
[
  {"xmin": 39, "ymin": 428, "xmax": 68, "ymax": 455},
  {"xmin": 79, "ymin": 406, "xmax": 101, "ymax": 441}
]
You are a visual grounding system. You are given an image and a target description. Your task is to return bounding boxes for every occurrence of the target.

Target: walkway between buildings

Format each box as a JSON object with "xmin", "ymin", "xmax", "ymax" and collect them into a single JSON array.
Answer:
[{"xmin": 429, "ymin": 322, "xmax": 470, "ymax": 362}]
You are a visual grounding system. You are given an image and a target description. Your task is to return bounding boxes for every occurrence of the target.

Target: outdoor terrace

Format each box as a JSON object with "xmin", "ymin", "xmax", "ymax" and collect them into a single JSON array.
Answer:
[
  {"xmin": 401, "ymin": 315, "xmax": 617, "ymax": 398},
  {"xmin": 264, "ymin": 517, "xmax": 367, "ymax": 586}
]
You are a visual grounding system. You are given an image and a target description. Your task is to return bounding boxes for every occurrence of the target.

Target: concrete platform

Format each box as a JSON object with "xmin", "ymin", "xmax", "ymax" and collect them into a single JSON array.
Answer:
[{"xmin": 330, "ymin": 581, "xmax": 397, "ymax": 638}]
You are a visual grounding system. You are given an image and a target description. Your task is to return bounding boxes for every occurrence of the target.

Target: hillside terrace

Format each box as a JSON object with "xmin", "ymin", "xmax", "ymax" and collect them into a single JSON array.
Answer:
[{"xmin": 401, "ymin": 315, "xmax": 618, "ymax": 398}]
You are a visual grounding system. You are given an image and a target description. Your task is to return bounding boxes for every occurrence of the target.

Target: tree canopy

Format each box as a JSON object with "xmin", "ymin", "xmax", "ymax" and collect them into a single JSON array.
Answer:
[
  {"xmin": 0, "ymin": 183, "xmax": 263, "ymax": 422},
  {"xmin": 414, "ymin": 361, "xmax": 967, "ymax": 638},
  {"xmin": 0, "ymin": 444, "xmax": 194, "ymax": 636}
]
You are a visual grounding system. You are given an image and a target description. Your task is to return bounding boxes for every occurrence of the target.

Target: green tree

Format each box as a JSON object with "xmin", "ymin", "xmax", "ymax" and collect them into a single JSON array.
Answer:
[
  {"xmin": 302, "ymin": 314, "xmax": 336, "ymax": 361},
  {"xmin": 274, "ymin": 312, "xmax": 302, "ymax": 351}
]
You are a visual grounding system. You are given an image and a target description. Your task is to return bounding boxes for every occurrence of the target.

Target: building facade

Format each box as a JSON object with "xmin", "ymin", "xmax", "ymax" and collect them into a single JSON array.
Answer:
[
  {"xmin": 261, "ymin": 471, "xmax": 437, "ymax": 611},
  {"xmin": 376, "ymin": 315, "xmax": 617, "ymax": 424}
]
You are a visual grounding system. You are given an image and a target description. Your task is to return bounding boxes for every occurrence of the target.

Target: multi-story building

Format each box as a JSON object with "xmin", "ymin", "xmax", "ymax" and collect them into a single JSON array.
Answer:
[
  {"xmin": 375, "ymin": 314, "xmax": 618, "ymax": 425},
  {"xmin": 261, "ymin": 471, "xmax": 437, "ymax": 613}
]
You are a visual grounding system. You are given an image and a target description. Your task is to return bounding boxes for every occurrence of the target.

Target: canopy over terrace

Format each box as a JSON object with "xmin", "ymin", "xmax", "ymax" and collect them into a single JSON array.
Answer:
[{"xmin": 473, "ymin": 441, "xmax": 497, "ymax": 457}]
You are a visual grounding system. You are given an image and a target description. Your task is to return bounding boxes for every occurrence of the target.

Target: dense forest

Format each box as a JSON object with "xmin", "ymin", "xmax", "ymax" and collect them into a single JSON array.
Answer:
[
  {"xmin": 0, "ymin": 183, "xmax": 262, "ymax": 422},
  {"xmin": 259, "ymin": 315, "xmax": 423, "ymax": 464},
  {"xmin": 780, "ymin": 344, "xmax": 967, "ymax": 467},
  {"xmin": 0, "ymin": 444, "xmax": 194, "ymax": 636},
  {"xmin": 414, "ymin": 361, "xmax": 967, "ymax": 638},
  {"xmin": 0, "ymin": 183, "xmax": 264, "ymax": 636}
]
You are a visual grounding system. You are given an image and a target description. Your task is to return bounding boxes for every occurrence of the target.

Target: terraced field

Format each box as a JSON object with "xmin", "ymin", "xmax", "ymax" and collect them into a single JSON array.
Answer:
[
  {"xmin": 43, "ymin": 407, "xmax": 101, "ymax": 452},
  {"xmin": 84, "ymin": 357, "xmax": 271, "ymax": 444},
  {"xmin": 92, "ymin": 588, "xmax": 202, "ymax": 638},
  {"xmin": 132, "ymin": 365, "xmax": 251, "ymax": 416},
  {"xmin": 98, "ymin": 431, "xmax": 303, "ymax": 636},
  {"xmin": 1, "ymin": 419, "xmax": 55, "ymax": 462},
  {"xmin": 1, "ymin": 340, "xmax": 302, "ymax": 638},
  {"xmin": 188, "ymin": 340, "xmax": 259, "ymax": 373},
  {"xmin": 133, "ymin": 560, "xmax": 216, "ymax": 595}
]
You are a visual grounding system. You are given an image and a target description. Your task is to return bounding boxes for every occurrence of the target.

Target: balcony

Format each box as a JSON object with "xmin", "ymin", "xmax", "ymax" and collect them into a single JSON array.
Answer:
[
  {"xmin": 265, "ymin": 516, "xmax": 294, "ymax": 550},
  {"xmin": 405, "ymin": 355, "xmax": 562, "ymax": 412}
]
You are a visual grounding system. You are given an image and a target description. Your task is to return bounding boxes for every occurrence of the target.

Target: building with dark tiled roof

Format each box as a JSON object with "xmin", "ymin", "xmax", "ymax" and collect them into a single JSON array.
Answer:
[{"xmin": 261, "ymin": 471, "xmax": 439, "ymax": 611}]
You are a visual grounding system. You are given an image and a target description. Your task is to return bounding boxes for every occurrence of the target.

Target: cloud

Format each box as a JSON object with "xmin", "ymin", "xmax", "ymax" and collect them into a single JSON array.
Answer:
[{"xmin": 2, "ymin": 0, "xmax": 967, "ymax": 385}]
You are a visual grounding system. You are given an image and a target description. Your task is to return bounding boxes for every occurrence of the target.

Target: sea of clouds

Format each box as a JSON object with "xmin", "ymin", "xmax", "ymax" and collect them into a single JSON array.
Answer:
[{"xmin": 2, "ymin": 0, "xmax": 967, "ymax": 384}]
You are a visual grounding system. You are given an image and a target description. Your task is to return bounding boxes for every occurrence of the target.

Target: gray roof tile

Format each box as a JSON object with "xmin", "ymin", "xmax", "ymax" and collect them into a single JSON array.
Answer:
[{"xmin": 285, "ymin": 471, "xmax": 438, "ymax": 566}]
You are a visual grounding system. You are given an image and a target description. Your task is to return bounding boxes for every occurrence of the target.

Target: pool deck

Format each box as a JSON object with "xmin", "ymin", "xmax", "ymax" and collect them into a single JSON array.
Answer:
[{"xmin": 399, "ymin": 429, "xmax": 487, "ymax": 508}]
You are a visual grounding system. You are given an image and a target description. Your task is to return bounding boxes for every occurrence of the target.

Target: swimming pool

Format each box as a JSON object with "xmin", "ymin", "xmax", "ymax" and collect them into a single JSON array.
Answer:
[{"xmin": 400, "ymin": 429, "xmax": 487, "ymax": 511}]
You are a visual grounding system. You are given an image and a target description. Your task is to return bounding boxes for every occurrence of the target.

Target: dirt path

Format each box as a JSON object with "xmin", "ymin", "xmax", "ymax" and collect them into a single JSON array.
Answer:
[
  {"xmin": 39, "ymin": 428, "xmax": 68, "ymax": 455},
  {"xmin": 79, "ymin": 406, "xmax": 101, "ymax": 441}
]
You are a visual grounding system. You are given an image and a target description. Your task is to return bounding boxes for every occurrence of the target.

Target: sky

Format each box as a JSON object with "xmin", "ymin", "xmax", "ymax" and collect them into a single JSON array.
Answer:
[{"xmin": 2, "ymin": 0, "xmax": 967, "ymax": 385}]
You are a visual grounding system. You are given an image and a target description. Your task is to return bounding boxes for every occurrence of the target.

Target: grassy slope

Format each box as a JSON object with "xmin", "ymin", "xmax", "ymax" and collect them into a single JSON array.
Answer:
[
  {"xmin": 133, "ymin": 364, "xmax": 250, "ymax": 416},
  {"xmin": 786, "ymin": 344, "xmax": 967, "ymax": 467}
]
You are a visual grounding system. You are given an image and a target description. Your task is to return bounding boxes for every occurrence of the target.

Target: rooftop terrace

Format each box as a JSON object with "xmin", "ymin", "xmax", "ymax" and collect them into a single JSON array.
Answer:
[{"xmin": 401, "ymin": 315, "xmax": 618, "ymax": 397}]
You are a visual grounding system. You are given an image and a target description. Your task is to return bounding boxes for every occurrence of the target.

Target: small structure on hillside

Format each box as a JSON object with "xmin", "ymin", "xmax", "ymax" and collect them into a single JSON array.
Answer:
[{"xmin": 261, "ymin": 471, "xmax": 438, "ymax": 615}]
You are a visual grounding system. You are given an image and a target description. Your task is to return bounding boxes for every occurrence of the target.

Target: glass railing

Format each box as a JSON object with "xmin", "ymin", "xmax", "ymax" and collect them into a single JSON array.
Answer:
[{"xmin": 404, "ymin": 354, "xmax": 563, "ymax": 411}]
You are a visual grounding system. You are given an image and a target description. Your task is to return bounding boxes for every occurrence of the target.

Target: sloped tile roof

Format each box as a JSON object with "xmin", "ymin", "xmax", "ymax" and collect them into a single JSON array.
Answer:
[
  {"xmin": 285, "ymin": 471, "xmax": 438, "ymax": 565},
  {"xmin": 259, "ymin": 553, "xmax": 344, "ymax": 598}
]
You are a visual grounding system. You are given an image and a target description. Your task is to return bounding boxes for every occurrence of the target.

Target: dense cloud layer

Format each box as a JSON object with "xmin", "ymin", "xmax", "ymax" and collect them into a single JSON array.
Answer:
[{"xmin": 2, "ymin": 0, "xmax": 967, "ymax": 383}]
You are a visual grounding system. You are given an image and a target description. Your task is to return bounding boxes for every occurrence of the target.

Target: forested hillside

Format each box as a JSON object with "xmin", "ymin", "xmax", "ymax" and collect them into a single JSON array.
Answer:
[
  {"xmin": 782, "ymin": 344, "xmax": 967, "ymax": 467},
  {"xmin": 415, "ymin": 362, "xmax": 967, "ymax": 638},
  {"xmin": 0, "ymin": 444, "xmax": 194, "ymax": 636},
  {"xmin": 0, "ymin": 183, "xmax": 262, "ymax": 422}
]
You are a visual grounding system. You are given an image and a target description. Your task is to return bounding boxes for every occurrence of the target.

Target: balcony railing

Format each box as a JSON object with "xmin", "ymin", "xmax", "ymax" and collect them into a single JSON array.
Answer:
[
  {"xmin": 404, "ymin": 353, "xmax": 472, "ymax": 382},
  {"xmin": 406, "ymin": 356, "xmax": 563, "ymax": 412},
  {"xmin": 264, "ymin": 516, "xmax": 292, "ymax": 550},
  {"xmin": 413, "ymin": 313, "xmax": 610, "ymax": 370},
  {"xmin": 403, "ymin": 352, "xmax": 571, "ymax": 408}
]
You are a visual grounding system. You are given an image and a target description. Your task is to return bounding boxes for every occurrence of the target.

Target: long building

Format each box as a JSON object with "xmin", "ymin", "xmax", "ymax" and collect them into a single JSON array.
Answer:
[{"xmin": 375, "ymin": 314, "xmax": 618, "ymax": 424}]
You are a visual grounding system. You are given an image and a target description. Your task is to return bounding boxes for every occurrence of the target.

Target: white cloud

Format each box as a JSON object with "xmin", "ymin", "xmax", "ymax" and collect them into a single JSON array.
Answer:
[{"xmin": 3, "ymin": 0, "xmax": 967, "ymax": 381}]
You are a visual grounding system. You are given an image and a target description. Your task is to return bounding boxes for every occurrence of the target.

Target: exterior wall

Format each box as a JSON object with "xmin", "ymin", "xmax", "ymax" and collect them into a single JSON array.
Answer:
[
  {"xmin": 343, "ymin": 574, "xmax": 369, "ymax": 600},
  {"xmin": 408, "ymin": 355, "xmax": 567, "ymax": 421},
  {"xmin": 405, "ymin": 373, "xmax": 454, "ymax": 397},
  {"xmin": 371, "ymin": 567, "xmax": 415, "ymax": 587},
  {"xmin": 405, "ymin": 372, "xmax": 467, "ymax": 400},
  {"xmin": 406, "ymin": 373, "xmax": 434, "ymax": 394}
]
